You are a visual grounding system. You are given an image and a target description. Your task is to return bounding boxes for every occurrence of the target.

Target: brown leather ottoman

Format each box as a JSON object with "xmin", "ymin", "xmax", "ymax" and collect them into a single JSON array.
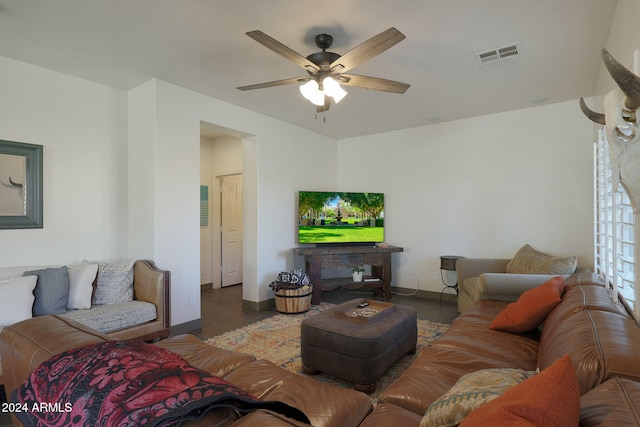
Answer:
[{"xmin": 300, "ymin": 299, "xmax": 417, "ymax": 392}]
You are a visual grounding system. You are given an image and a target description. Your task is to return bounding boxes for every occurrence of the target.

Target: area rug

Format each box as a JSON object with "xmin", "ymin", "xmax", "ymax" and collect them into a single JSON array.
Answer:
[{"xmin": 205, "ymin": 303, "xmax": 450, "ymax": 400}]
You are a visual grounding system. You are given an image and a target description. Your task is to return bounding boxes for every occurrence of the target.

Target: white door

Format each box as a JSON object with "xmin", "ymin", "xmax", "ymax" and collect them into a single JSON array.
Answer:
[{"xmin": 221, "ymin": 174, "xmax": 243, "ymax": 287}]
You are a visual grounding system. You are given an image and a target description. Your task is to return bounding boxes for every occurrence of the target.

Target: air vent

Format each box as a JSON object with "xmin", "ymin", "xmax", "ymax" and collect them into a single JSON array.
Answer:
[{"xmin": 475, "ymin": 42, "xmax": 522, "ymax": 67}]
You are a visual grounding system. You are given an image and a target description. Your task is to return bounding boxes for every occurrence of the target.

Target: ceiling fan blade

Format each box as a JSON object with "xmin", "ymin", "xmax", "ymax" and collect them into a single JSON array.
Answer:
[
  {"xmin": 330, "ymin": 27, "xmax": 405, "ymax": 73},
  {"xmin": 246, "ymin": 30, "xmax": 320, "ymax": 73},
  {"xmin": 237, "ymin": 76, "xmax": 310, "ymax": 91},
  {"xmin": 339, "ymin": 74, "xmax": 410, "ymax": 94}
]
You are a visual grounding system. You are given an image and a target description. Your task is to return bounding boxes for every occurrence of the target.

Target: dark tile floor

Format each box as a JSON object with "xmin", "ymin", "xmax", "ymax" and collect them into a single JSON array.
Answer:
[
  {"xmin": 193, "ymin": 284, "xmax": 459, "ymax": 339},
  {"xmin": 0, "ymin": 285, "xmax": 459, "ymax": 426}
]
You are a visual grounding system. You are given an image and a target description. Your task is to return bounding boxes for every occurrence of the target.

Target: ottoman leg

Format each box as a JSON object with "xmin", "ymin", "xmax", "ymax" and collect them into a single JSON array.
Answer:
[
  {"xmin": 302, "ymin": 364, "xmax": 319, "ymax": 375},
  {"xmin": 354, "ymin": 382, "xmax": 377, "ymax": 394}
]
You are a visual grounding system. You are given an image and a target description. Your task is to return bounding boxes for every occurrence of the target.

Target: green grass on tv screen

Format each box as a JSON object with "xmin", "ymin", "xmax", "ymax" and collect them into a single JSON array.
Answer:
[{"xmin": 299, "ymin": 226, "xmax": 384, "ymax": 243}]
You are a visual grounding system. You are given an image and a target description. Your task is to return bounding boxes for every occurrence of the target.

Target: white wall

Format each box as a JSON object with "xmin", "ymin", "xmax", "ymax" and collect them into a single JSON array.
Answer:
[
  {"xmin": 202, "ymin": 134, "xmax": 243, "ymax": 174},
  {"xmin": 337, "ymin": 100, "xmax": 594, "ymax": 293},
  {"xmin": 0, "ymin": 52, "xmax": 598, "ymax": 326},
  {"xmin": 597, "ymin": 0, "xmax": 640, "ymax": 96},
  {"xmin": 133, "ymin": 80, "xmax": 337, "ymax": 326},
  {"xmin": 0, "ymin": 56, "xmax": 127, "ymax": 267},
  {"xmin": 127, "ymin": 80, "xmax": 157, "ymax": 260},
  {"xmin": 0, "ymin": 57, "xmax": 337, "ymax": 327}
]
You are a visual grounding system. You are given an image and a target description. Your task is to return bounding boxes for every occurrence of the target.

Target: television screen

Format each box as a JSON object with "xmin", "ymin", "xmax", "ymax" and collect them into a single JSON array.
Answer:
[{"xmin": 298, "ymin": 191, "xmax": 384, "ymax": 245}]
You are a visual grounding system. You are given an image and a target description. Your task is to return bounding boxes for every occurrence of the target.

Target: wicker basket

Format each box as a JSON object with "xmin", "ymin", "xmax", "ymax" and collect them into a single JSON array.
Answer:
[{"xmin": 274, "ymin": 286, "xmax": 313, "ymax": 314}]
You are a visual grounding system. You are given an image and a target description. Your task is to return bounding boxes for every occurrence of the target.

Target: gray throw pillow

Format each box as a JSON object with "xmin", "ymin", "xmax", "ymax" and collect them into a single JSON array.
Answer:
[
  {"xmin": 24, "ymin": 266, "xmax": 70, "ymax": 316},
  {"xmin": 91, "ymin": 260, "xmax": 135, "ymax": 305}
]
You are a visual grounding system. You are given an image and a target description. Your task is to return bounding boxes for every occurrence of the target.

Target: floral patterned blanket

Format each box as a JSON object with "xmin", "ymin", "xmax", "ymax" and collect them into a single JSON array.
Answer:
[{"xmin": 11, "ymin": 341, "xmax": 309, "ymax": 426}]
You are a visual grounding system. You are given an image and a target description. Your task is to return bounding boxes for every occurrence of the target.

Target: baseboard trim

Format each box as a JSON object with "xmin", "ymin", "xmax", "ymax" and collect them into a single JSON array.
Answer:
[
  {"xmin": 242, "ymin": 298, "xmax": 274, "ymax": 311},
  {"xmin": 237, "ymin": 289, "xmax": 453, "ymax": 312},
  {"xmin": 170, "ymin": 318, "xmax": 202, "ymax": 336},
  {"xmin": 390, "ymin": 286, "xmax": 457, "ymax": 301}
]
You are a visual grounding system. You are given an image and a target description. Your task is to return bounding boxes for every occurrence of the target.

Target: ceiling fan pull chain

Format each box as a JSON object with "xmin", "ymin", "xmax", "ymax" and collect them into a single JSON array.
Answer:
[{"xmin": 313, "ymin": 113, "xmax": 327, "ymax": 123}]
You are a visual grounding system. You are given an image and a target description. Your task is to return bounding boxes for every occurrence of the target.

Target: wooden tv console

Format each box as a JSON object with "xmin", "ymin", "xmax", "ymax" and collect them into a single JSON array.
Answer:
[{"xmin": 294, "ymin": 245, "xmax": 404, "ymax": 305}]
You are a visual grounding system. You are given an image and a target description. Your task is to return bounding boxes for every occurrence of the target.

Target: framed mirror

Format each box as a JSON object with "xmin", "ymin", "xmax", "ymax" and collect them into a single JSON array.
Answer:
[{"xmin": 0, "ymin": 140, "xmax": 43, "ymax": 229}]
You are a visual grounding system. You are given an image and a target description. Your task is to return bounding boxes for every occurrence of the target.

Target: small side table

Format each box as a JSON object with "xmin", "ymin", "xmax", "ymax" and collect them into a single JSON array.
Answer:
[{"xmin": 439, "ymin": 255, "xmax": 464, "ymax": 304}]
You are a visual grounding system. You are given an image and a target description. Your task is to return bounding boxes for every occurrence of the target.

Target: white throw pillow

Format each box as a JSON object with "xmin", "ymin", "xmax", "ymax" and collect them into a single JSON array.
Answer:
[
  {"xmin": 67, "ymin": 263, "xmax": 99, "ymax": 310},
  {"xmin": 0, "ymin": 275, "xmax": 38, "ymax": 327}
]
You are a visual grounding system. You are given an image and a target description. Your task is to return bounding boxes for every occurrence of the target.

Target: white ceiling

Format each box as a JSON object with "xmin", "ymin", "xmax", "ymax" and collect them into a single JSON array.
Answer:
[{"xmin": 0, "ymin": 0, "xmax": 618, "ymax": 139}]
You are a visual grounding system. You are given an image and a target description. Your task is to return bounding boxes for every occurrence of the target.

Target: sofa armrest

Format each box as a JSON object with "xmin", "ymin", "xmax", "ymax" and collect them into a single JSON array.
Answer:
[
  {"xmin": 456, "ymin": 258, "xmax": 510, "ymax": 285},
  {"xmin": 478, "ymin": 273, "xmax": 562, "ymax": 299},
  {"xmin": 0, "ymin": 315, "xmax": 111, "ymax": 425},
  {"xmin": 133, "ymin": 260, "xmax": 170, "ymax": 335}
]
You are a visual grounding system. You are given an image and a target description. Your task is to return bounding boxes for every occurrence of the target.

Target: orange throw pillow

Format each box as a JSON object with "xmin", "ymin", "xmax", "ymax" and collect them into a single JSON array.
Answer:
[
  {"xmin": 460, "ymin": 354, "xmax": 580, "ymax": 427},
  {"xmin": 490, "ymin": 276, "xmax": 565, "ymax": 333}
]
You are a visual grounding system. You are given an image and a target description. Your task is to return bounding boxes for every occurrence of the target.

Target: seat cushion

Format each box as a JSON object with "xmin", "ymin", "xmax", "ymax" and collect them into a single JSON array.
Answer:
[
  {"xmin": 580, "ymin": 377, "xmax": 640, "ymax": 426},
  {"xmin": 155, "ymin": 334, "xmax": 256, "ymax": 379},
  {"xmin": 538, "ymin": 310, "xmax": 640, "ymax": 394},
  {"xmin": 60, "ymin": 300, "xmax": 156, "ymax": 334}
]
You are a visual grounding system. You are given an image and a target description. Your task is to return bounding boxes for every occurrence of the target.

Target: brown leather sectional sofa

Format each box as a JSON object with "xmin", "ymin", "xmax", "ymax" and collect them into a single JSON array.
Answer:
[
  {"xmin": 362, "ymin": 271, "xmax": 640, "ymax": 426},
  {"xmin": 2, "ymin": 271, "xmax": 640, "ymax": 426},
  {"xmin": 0, "ymin": 316, "xmax": 372, "ymax": 427}
]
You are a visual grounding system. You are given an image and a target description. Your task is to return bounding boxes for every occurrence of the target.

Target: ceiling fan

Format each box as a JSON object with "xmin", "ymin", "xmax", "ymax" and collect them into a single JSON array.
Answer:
[{"xmin": 236, "ymin": 27, "xmax": 410, "ymax": 112}]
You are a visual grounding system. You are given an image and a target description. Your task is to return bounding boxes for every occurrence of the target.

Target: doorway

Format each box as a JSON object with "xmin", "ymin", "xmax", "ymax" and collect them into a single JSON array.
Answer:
[{"xmin": 200, "ymin": 129, "xmax": 243, "ymax": 290}]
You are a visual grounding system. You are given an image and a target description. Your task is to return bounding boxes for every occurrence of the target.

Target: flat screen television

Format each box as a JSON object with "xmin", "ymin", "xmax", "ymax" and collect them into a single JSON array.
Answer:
[{"xmin": 298, "ymin": 191, "xmax": 384, "ymax": 246}]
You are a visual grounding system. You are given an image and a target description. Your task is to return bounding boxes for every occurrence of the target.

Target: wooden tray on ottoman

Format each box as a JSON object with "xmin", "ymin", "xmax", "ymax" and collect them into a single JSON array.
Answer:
[{"xmin": 334, "ymin": 299, "xmax": 396, "ymax": 323}]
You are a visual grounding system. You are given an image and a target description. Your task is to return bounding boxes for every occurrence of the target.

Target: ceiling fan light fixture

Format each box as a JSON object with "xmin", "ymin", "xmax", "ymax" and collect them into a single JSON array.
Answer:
[
  {"xmin": 300, "ymin": 80, "xmax": 325, "ymax": 106},
  {"xmin": 299, "ymin": 79, "xmax": 318, "ymax": 99},
  {"xmin": 309, "ymin": 92, "xmax": 326, "ymax": 106},
  {"xmin": 239, "ymin": 28, "xmax": 410, "ymax": 109},
  {"xmin": 323, "ymin": 77, "xmax": 347, "ymax": 103}
]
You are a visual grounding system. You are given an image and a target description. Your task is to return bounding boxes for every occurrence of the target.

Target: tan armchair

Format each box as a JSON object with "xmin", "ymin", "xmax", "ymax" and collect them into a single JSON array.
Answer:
[
  {"xmin": 456, "ymin": 258, "xmax": 563, "ymax": 313},
  {"xmin": 456, "ymin": 245, "xmax": 579, "ymax": 313}
]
